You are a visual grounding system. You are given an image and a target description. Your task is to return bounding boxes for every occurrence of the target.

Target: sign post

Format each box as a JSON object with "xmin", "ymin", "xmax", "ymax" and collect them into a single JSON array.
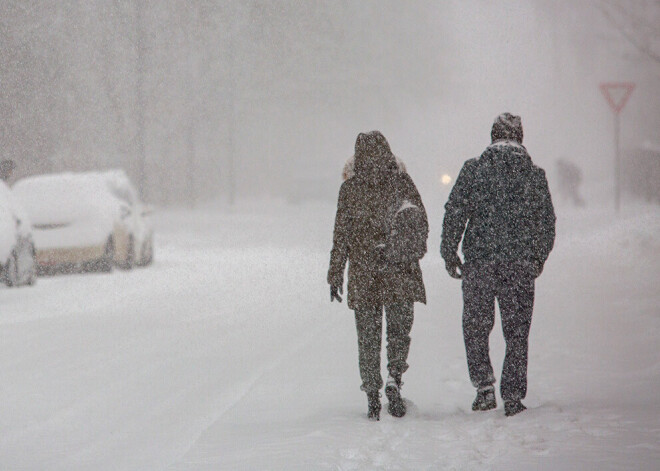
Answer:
[{"xmin": 599, "ymin": 82, "xmax": 635, "ymax": 212}]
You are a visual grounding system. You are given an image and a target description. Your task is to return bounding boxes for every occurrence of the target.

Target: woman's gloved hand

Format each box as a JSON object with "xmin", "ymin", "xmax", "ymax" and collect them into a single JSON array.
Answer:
[{"xmin": 330, "ymin": 285, "xmax": 343, "ymax": 302}]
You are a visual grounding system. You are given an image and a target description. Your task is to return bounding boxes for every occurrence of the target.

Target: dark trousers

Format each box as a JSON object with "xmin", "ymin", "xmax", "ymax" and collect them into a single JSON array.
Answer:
[
  {"xmin": 354, "ymin": 302, "xmax": 414, "ymax": 393},
  {"xmin": 462, "ymin": 262, "xmax": 535, "ymax": 401}
]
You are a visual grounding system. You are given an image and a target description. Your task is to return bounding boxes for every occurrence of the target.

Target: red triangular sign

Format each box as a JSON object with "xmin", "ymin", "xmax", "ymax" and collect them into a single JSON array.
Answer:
[{"xmin": 600, "ymin": 82, "xmax": 635, "ymax": 114}]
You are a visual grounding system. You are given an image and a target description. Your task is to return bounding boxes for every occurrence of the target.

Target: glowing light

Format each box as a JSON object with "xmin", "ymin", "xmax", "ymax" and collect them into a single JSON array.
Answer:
[{"xmin": 441, "ymin": 174, "xmax": 452, "ymax": 185}]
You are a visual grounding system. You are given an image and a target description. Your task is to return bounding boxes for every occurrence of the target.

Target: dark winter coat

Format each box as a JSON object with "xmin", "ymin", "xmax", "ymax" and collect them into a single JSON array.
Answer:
[
  {"xmin": 328, "ymin": 132, "xmax": 428, "ymax": 310},
  {"xmin": 441, "ymin": 140, "xmax": 556, "ymax": 272}
]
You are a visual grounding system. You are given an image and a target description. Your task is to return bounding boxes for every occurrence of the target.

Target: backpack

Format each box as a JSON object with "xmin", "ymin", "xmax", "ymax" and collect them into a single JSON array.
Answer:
[{"xmin": 384, "ymin": 200, "xmax": 427, "ymax": 264}]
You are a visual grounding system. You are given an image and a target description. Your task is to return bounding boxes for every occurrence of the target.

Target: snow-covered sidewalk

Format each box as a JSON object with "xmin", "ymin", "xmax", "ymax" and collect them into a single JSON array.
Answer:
[{"xmin": 1, "ymin": 202, "xmax": 658, "ymax": 470}]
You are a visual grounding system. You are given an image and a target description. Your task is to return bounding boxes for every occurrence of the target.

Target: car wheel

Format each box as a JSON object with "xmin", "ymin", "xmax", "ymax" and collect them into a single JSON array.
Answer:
[
  {"xmin": 120, "ymin": 236, "xmax": 135, "ymax": 270},
  {"xmin": 4, "ymin": 252, "xmax": 18, "ymax": 287},
  {"xmin": 140, "ymin": 238, "xmax": 153, "ymax": 266},
  {"xmin": 25, "ymin": 243, "xmax": 37, "ymax": 285},
  {"xmin": 98, "ymin": 237, "xmax": 114, "ymax": 272},
  {"xmin": 16, "ymin": 241, "xmax": 37, "ymax": 286}
]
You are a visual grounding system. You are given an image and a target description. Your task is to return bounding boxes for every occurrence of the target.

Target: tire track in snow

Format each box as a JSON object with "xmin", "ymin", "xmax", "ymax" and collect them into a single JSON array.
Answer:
[{"xmin": 171, "ymin": 318, "xmax": 335, "ymax": 467}]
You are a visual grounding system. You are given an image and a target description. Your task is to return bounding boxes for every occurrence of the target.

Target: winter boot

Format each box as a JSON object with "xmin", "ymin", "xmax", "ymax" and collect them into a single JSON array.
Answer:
[
  {"xmin": 472, "ymin": 385, "xmax": 497, "ymax": 411},
  {"xmin": 367, "ymin": 392, "xmax": 381, "ymax": 421},
  {"xmin": 504, "ymin": 400, "xmax": 527, "ymax": 417},
  {"xmin": 385, "ymin": 374, "xmax": 406, "ymax": 418}
]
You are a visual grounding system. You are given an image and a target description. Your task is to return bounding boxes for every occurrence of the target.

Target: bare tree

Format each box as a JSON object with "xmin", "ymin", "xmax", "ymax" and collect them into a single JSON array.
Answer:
[{"xmin": 599, "ymin": 0, "xmax": 660, "ymax": 66}]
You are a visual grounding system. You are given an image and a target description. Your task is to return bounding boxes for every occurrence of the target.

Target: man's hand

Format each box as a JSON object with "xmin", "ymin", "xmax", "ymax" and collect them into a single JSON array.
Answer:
[
  {"xmin": 445, "ymin": 253, "xmax": 463, "ymax": 279},
  {"xmin": 330, "ymin": 285, "xmax": 343, "ymax": 302},
  {"xmin": 528, "ymin": 259, "xmax": 544, "ymax": 278}
]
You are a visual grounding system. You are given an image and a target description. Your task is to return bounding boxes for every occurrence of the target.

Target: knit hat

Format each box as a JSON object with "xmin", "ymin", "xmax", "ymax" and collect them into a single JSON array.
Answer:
[{"xmin": 491, "ymin": 113, "xmax": 523, "ymax": 144}]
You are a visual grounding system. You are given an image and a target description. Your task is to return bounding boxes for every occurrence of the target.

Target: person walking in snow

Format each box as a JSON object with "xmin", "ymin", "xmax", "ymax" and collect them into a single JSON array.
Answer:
[
  {"xmin": 0, "ymin": 159, "xmax": 16, "ymax": 182},
  {"xmin": 328, "ymin": 131, "xmax": 428, "ymax": 421},
  {"xmin": 556, "ymin": 158, "xmax": 585, "ymax": 207},
  {"xmin": 440, "ymin": 113, "xmax": 556, "ymax": 416}
]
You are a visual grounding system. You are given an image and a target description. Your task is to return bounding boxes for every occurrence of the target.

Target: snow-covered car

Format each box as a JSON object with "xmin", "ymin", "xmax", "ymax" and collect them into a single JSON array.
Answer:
[
  {"xmin": 0, "ymin": 180, "xmax": 37, "ymax": 286},
  {"xmin": 12, "ymin": 170, "xmax": 154, "ymax": 274}
]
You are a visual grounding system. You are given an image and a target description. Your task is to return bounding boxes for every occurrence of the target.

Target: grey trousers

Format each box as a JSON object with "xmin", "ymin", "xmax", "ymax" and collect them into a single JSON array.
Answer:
[
  {"xmin": 462, "ymin": 262, "xmax": 535, "ymax": 401},
  {"xmin": 354, "ymin": 301, "xmax": 414, "ymax": 393}
]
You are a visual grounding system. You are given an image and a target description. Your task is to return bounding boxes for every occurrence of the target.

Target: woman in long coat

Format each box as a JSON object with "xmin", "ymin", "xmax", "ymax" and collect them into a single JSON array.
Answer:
[{"xmin": 328, "ymin": 131, "xmax": 428, "ymax": 420}]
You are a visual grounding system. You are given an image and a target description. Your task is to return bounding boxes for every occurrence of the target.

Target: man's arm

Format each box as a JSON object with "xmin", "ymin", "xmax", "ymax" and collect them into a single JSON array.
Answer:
[
  {"xmin": 440, "ymin": 160, "xmax": 476, "ymax": 261},
  {"xmin": 532, "ymin": 169, "xmax": 556, "ymax": 265}
]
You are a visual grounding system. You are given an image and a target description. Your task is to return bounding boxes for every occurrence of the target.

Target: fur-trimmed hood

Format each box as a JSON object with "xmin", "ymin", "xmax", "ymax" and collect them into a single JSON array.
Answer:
[{"xmin": 353, "ymin": 131, "xmax": 398, "ymax": 180}]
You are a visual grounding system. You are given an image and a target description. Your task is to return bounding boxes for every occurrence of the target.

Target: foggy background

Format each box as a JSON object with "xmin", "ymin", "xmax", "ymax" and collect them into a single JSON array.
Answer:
[
  {"xmin": 1, "ymin": 0, "xmax": 658, "ymax": 208},
  {"xmin": 2, "ymin": 3, "xmax": 660, "ymax": 468}
]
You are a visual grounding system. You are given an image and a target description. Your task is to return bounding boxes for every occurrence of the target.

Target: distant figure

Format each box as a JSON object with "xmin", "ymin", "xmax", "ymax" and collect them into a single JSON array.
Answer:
[
  {"xmin": 556, "ymin": 159, "xmax": 585, "ymax": 206},
  {"xmin": 0, "ymin": 159, "xmax": 16, "ymax": 182},
  {"xmin": 342, "ymin": 153, "xmax": 407, "ymax": 181},
  {"xmin": 328, "ymin": 131, "xmax": 428, "ymax": 420},
  {"xmin": 441, "ymin": 113, "xmax": 556, "ymax": 417}
]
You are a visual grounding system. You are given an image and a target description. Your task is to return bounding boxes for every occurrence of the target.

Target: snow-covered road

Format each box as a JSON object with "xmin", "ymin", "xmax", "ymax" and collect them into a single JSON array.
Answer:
[{"xmin": 1, "ymin": 201, "xmax": 658, "ymax": 470}]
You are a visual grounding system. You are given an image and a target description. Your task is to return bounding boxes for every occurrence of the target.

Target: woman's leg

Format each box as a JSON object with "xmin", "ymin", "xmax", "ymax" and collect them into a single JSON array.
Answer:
[
  {"xmin": 385, "ymin": 301, "xmax": 414, "ymax": 381},
  {"xmin": 354, "ymin": 305, "xmax": 384, "ymax": 392}
]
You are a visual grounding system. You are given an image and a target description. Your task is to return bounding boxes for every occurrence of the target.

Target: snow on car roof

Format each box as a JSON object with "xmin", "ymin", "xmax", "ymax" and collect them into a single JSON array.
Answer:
[{"xmin": 12, "ymin": 170, "xmax": 129, "ymax": 226}]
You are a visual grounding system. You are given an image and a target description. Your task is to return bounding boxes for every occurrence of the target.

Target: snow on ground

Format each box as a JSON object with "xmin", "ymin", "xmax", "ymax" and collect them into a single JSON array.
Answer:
[{"xmin": 0, "ymin": 198, "xmax": 658, "ymax": 470}]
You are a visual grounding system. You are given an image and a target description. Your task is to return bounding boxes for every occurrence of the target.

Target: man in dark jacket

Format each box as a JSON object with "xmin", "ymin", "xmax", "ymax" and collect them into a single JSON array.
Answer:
[
  {"xmin": 441, "ymin": 113, "xmax": 556, "ymax": 416},
  {"xmin": 0, "ymin": 159, "xmax": 15, "ymax": 182},
  {"xmin": 328, "ymin": 131, "xmax": 428, "ymax": 421}
]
